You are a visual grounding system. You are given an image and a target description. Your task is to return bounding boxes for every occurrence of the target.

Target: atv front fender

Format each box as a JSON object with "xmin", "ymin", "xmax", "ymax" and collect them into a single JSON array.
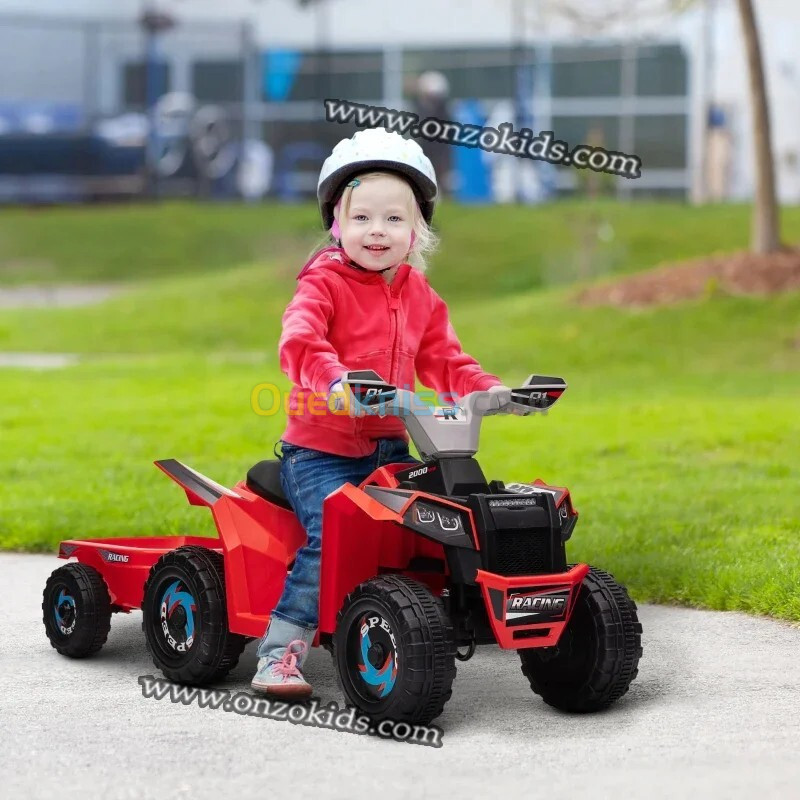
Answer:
[{"xmin": 475, "ymin": 563, "xmax": 590, "ymax": 649}]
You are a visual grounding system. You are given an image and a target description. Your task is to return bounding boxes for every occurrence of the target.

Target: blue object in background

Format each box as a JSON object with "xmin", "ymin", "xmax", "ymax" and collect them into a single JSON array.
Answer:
[
  {"xmin": 451, "ymin": 99, "xmax": 492, "ymax": 203},
  {"xmin": 0, "ymin": 102, "xmax": 84, "ymax": 135},
  {"xmin": 273, "ymin": 141, "xmax": 328, "ymax": 201},
  {"xmin": 708, "ymin": 104, "xmax": 727, "ymax": 129},
  {"xmin": 262, "ymin": 49, "xmax": 302, "ymax": 101}
]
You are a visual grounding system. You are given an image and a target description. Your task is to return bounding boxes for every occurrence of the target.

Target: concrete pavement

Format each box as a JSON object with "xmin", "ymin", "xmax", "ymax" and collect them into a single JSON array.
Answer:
[{"xmin": 3, "ymin": 552, "xmax": 798, "ymax": 799}]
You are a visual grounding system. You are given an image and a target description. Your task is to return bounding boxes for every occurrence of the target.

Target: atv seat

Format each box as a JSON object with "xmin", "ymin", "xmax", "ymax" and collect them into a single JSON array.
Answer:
[{"xmin": 246, "ymin": 460, "xmax": 293, "ymax": 510}]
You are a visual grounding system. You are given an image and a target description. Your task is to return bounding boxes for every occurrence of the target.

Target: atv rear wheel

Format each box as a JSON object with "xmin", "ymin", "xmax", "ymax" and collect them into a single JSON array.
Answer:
[
  {"xmin": 519, "ymin": 567, "xmax": 643, "ymax": 712},
  {"xmin": 334, "ymin": 575, "xmax": 456, "ymax": 725},
  {"xmin": 43, "ymin": 563, "xmax": 112, "ymax": 658},
  {"xmin": 142, "ymin": 545, "xmax": 247, "ymax": 685}
]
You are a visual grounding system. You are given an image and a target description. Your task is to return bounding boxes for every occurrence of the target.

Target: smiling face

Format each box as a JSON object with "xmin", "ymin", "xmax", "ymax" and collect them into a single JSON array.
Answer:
[{"xmin": 337, "ymin": 173, "xmax": 416, "ymax": 271}]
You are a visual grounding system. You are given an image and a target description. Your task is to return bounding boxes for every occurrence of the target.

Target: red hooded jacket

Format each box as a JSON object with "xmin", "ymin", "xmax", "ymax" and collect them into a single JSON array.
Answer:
[{"xmin": 278, "ymin": 247, "xmax": 501, "ymax": 457}]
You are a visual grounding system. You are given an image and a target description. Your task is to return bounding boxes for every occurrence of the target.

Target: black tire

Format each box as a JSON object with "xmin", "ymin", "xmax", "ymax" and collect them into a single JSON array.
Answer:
[
  {"xmin": 519, "ymin": 567, "xmax": 643, "ymax": 713},
  {"xmin": 333, "ymin": 575, "xmax": 456, "ymax": 725},
  {"xmin": 42, "ymin": 563, "xmax": 112, "ymax": 658},
  {"xmin": 142, "ymin": 545, "xmax": 247, "ymax": 685}
]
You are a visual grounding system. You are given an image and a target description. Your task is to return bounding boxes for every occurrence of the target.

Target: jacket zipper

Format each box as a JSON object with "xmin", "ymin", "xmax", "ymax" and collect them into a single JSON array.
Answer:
[
  {"xmin": 386, "ymin": 283, "xmax": 400, "ymax": 384},
  {"xmin": 354, "ymin": 281, "xmax": 400, "ymax": 443}
]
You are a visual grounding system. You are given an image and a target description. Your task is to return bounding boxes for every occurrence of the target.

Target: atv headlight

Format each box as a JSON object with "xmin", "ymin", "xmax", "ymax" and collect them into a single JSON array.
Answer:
[
  {"xmin": 488, "ymin": 497, "xmax": 540, "ymax": 509},
  {"xmin": 413, "ymin": 501, "xmax": 463, "ymax": 532},
  {"xmin": 404, "ymin": 501, "xmax": 472, "ymax": 547}
]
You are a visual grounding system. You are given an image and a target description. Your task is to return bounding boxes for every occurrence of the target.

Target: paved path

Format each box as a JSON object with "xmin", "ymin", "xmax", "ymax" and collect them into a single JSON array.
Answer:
[
  {"xmin": 0, "ymin": 352, "xmax": 78, "ymax": 368},
  {"xmin": 0, "ymin": 284, "xmax": 121, "ymax": 309},
  {"xmin": 0, "ymin": 283, "xmax": 122, "ymax": 368},
  {"xmin": 3, "ymin": 553, "xmax": 798, "ymax": 799}
]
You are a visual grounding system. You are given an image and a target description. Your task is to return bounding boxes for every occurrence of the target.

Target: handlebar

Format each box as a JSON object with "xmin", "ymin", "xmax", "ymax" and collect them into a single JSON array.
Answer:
[
  {"xmin": 341, "ymin": 370, "xmax": 566, "ymax": 418},
  {"xmin": 339, "ymin": 370, "xmax": 567, "ymax": 459}
]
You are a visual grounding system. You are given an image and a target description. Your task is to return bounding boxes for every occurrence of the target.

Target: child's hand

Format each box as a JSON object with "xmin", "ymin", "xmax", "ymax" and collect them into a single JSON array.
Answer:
[
  {"xmin": 328, "ymin": 380, "xmax": 367, "ymax": 417},
  {"xmin": 487, "ymin": 384, "xmax": 512, "ymax": 405},
  {"xmin": 488, "ymin": 383, "xmax": 530, "ymax": 416}
]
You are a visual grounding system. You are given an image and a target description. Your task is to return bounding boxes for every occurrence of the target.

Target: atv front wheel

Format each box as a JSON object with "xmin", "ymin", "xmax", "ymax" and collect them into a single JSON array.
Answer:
[
  {"xmin": 43, "ymin": 563, "xmax": 112, "ymax": 658},
  {"xmin": 334, "ymin": 575, "xmax": 456, "ymax": 725},
  {"xmin": 142, "ymin": 545, "xmax": 247, "ymax": 685},
  {"xmin": 519, "ymin": 567, "xmax": 643, "ymax": 712}
]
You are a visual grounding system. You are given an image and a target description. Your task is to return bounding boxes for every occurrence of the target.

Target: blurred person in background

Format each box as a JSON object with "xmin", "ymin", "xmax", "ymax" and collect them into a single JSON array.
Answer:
[
  {"xmin": 413, "ymin": 71, "xmax": 454, "ymax": 197},
  {"xmin": 707, "ymin": 104, "xmax": 734, "ymax": 202}
]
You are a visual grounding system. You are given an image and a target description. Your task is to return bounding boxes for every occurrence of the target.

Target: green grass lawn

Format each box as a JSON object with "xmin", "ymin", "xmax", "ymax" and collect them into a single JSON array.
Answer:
[
  {"xmin": 1, "ymin": 201, "xmax": 799, "ymax": 621},
  {"xmin": 2, "ymin": 199, "xmax": 800, "ymax": 297}
]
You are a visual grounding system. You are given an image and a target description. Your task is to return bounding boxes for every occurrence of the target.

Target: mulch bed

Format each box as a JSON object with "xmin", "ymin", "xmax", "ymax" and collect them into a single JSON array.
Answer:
[{"xmin": 574, "ymin": 247, "xmax": 800, "ymax": 309}]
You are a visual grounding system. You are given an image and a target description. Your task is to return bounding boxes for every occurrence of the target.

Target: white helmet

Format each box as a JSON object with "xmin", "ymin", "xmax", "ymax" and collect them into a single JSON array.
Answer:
[{"xmin": 317, "ymin": 127, "xmax": 438, "ymax": 229}]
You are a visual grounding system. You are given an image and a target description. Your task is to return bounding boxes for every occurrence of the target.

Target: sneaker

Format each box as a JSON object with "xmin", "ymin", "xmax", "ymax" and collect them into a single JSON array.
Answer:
[{"xmin": 251, "ymin": 639, "xmax": 313, "ymax": 697}]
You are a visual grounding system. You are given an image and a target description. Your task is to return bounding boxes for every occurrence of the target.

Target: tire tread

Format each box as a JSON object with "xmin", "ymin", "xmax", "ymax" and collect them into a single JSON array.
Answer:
[
  {"xmin": 142, "ymin": 545, "xmax": 247, "ymax": 685},
  {"xmin": 519, "ymin": 566, "xmax": 643, "ymax": 712},
  {"xmin": 334, "ymin": 575, "xmax": 457, "ymax": 725},
  {"xmin": 42, "ymin": 563, "xmax": 112, "ymax": 658}
]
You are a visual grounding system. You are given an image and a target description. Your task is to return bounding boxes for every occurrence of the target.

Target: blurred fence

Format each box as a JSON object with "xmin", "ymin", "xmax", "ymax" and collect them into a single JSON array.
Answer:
[
  {"xmin": 0, "ymin": 12, "xmax": 690, "ymax": 205},
  {"xmin": 0, "ymin": 14, "xmax": 254, "ymax": 203}
]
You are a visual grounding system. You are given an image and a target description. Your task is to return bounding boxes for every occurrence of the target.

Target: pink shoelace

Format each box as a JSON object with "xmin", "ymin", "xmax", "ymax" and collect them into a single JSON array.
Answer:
[{"xmin": 271, "ymin": 639, "xmax": 308, "ymax": 680}]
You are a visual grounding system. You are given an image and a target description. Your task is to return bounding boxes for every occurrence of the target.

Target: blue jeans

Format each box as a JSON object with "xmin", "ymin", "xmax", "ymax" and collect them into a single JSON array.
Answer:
[{"xmin": 271, "ymin": 437, "xmax": 420, "ymax": 631}]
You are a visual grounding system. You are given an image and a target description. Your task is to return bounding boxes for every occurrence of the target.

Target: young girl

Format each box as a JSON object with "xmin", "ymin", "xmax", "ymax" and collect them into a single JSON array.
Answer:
[{"xmin": 251, "ymin": 127, "xmax": 511, "ymax": 697}]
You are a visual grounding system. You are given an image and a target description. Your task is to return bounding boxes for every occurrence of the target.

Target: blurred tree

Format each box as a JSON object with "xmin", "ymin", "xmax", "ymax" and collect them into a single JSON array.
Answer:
[
  {"xmin": 733, "ymin": 0, "xmax": 780, "ymax": 253},
  {"xmin": 575, "ymin": 125, "xmax": 616, "ymax": 199},
  {"xmin": 527, "ymin": 0, "xmax": 782, "ymax": 253}
]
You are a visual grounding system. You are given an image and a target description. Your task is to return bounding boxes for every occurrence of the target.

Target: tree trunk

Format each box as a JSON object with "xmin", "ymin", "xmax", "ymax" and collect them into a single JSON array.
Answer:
[{"xmin": 736, "ymin": 0, "xmax": 780, "ymax": 253}]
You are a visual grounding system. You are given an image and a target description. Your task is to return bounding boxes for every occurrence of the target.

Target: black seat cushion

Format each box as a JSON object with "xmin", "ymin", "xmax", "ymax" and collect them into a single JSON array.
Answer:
[{"xmin": 246, "ymin": 460, "xmax": 293, "ymax": 510}]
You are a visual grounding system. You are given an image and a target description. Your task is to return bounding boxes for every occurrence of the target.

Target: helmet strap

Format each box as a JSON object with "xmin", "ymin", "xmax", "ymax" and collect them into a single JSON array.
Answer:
[
  {"xmin": 337, "ymin": 249, "xmax": 394, "ymax": 274},
  {"xmin": 347, "ymin": 259, "xmax": 394, "ymax": 274}
]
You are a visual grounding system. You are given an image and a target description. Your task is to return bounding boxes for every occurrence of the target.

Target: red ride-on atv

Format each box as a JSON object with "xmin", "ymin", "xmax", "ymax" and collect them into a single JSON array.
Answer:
[{"xmin": 43, "ymin": 371, "xmax": 642, "ymax": 725}]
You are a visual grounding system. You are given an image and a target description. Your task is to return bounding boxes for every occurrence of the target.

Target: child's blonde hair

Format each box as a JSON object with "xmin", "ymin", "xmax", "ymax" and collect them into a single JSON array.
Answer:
[{"xmin": 309, "ymin": 170, "xmax": 439, "ymax": 272}]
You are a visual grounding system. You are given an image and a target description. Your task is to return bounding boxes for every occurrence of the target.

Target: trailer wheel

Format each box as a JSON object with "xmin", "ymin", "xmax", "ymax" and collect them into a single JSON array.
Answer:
[
  {"xmin": 142, "ymin": 546, "xmax": 247, "ymax": 685},
  {"xmin": 43, "ymin": 563, "xmax": 112, "ymax": 658},
  {"xmin": 333, "ymin": 575, "xmax": 456, "ymax": 725},
  {"xmin": 519, "ymin": 567, "xmax": 643, "ymax": 712}
]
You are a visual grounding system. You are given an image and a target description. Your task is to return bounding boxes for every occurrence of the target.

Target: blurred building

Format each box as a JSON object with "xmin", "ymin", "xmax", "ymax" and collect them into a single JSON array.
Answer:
[{"xmin": 0, "ymin": 0, "xmax": 798, "ymax": 205}]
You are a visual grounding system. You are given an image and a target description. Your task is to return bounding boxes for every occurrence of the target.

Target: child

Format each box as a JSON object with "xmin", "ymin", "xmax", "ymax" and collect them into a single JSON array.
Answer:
[{"xmin": 251, "ymin": 127, "xmax": 512, "ymax": 697}]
